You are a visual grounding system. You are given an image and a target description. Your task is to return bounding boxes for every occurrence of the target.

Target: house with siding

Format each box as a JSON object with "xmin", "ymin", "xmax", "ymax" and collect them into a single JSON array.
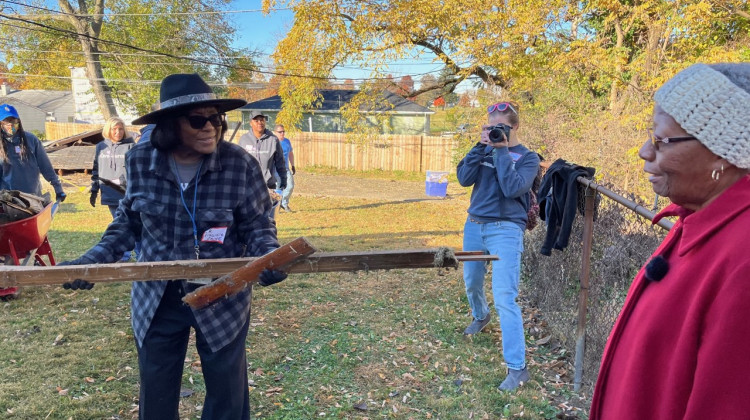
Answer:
[
  {"xmin": 0, "ymin": 84, "xmax": 76, "ymax": 136},
  {"xmin": 240, "ymin": 89, "xmax": 434, "ymax": 135}
]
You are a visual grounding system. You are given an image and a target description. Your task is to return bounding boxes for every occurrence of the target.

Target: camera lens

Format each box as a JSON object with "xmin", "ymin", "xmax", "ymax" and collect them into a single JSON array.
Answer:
[{"xmin": 489, "ymin": 127, "xmax": 504, "ymax": 143}]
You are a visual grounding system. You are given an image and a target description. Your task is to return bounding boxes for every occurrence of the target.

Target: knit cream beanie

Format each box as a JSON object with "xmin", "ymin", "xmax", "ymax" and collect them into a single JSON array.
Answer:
[{"xmin": 654, "ymin": 63, "xmax": 750, "ymax": 169}]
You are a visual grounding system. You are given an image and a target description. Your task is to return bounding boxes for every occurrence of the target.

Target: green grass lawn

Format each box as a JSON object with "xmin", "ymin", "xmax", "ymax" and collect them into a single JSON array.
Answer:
[{"xmin": 0, "ymin": 181, "xmax": 581, "ymax": 419}]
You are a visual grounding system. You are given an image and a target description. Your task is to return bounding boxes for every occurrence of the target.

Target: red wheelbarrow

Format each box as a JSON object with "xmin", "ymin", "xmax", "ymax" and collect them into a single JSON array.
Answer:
[{"xmin": 0, "ymin": 202, "xmax": 57, "ymax": 298}]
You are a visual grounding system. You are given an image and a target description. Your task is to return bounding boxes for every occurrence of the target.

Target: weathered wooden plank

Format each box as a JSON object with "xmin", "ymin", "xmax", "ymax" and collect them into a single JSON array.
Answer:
[
  {"xmin": 47, "ymin": 145, "xmax": 97, "ymax": 171},
  {"xmin": 44, "ymin": 129, "xmax": 103, "ymax": 152},
  {"xmin": 0, "ymin": 248, "xmax": 495, "ymax": 288},
  {"xmin": 183, "ymin": 237, "xmax": 316, "ymax": 309}
]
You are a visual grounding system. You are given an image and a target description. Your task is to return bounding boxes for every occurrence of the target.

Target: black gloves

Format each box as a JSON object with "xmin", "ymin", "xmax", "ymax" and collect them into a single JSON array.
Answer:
[
  {"xmin": 266, "ymin": 179, "xmax": 277, "ymax": 190},
  {"xmin": 56, "ymin": 192, "xmax": 67, "ymax": 202},
  {"xmin": 63, "ymin": 279, "xmax": 94, "ymax": 290},
  {"xmin": 279, "ymin": 182, "xmax": 287, "ymax": 190},
  {"xmin": 258, "ymin": 269, "xmax": 287, "ymax": 287},
  {"xmin": 89, "ymin": 190, "xmax": 98, "ymax": 207},
  {"xmin": 57, "ymin": 259, "xmax": 95, "ymax": 290},
  {"xmin": 291, "ymin": 166, "xmax": 296, "ymax": 175}
]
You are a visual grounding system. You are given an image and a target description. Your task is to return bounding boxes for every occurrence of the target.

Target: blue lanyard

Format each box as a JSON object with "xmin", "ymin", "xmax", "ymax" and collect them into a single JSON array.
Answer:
[{"xmin": 172, "ymin": 157, "xmax": 203, "ymax": 260}]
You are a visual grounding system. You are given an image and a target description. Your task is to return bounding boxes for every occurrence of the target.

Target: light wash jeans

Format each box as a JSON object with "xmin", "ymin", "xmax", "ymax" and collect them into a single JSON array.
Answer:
[
  {"xmin": 462, "ymin": 217, "xmax": 526, "ymax": 370},
  {"xmin": 281, "ymin": 170, "xmax": 294, "ymax": 208},
  {"xmin": 274, "ymin": 170, "xmax": 295, "ymax": 208}
]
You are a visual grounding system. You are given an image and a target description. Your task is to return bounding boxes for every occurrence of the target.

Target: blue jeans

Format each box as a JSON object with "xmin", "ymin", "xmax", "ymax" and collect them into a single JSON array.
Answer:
[
  {"xmin": 462, "ymin": 218, "xmax": 526, "ymax": 370},
  {"xmin": 281, "ymin": 170, "xmax": 294, "ymax": 208},
  {"xmin": 274, "ymin": 170, "xmax": 295, "ymax": 208}
]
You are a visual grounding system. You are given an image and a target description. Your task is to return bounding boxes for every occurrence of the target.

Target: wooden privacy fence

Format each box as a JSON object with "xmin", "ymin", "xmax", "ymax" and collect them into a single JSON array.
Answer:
[
  {"xmin": 46, "ymin": 122, "xmax": 458, "ymax": 173},
  {"xmin": 45, "ymin": 122, "xmax": 146, "ymax": 140},
  {"xmin": 292, "ymin": 132, "xmax": 455, "ymax": 173},
  {"xmin": 229, "ymin": 129, "xmax": 456, "ymax": 173}
]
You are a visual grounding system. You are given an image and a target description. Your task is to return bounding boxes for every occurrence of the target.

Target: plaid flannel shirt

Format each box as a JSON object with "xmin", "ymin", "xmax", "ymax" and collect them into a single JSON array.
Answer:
[{"xmin": 80, "ymin": 140, "xmax": 278, "ymax": 352}]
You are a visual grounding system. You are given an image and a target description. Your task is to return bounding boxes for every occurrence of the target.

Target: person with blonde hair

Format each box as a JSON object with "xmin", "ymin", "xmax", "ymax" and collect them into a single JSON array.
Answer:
[
  {"xmin": 591, "ymin": 62, "xmax": 750, "ymax": 419},
  {"xmin": 90, "ymin": 116, "xmax": 137, "ymax": 261},
  {"xmin": 456, "ymin": 101, "xmax": 540, "ymax": 391}
]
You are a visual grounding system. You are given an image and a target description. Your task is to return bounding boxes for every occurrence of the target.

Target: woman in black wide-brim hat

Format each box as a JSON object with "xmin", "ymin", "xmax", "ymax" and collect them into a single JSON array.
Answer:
[{"xmin": 59, "ymin": 73, "xmax": 288, "ymax": 419}]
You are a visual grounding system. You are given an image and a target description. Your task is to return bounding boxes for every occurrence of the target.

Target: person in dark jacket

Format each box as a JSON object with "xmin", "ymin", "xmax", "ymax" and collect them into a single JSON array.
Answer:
[
  {"xmin": 456, "ymin": 101, "xmax": 540, "ymax": 391},
  {"xmin": 58, "ymin": 73, "xmax": 286, "ymax": 419},
  {"xmin": 90, "ymin": 116, "xmax": 138, "ymax": 261},
  {"xmin": 0, "ymin": 104, "xmax": 65, "ymax": 201},
  {"xmin": 0, "ymin": 104, "xmax": 65, "ymax": 298},
  {"xmin": 238, "ymin": 111, "xmax": 286, "ymax": 215}
]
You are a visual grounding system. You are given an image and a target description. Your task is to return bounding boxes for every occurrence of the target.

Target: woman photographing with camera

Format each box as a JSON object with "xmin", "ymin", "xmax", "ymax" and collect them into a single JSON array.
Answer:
[{"xmin": 456, "ymin": 101, "xmax": 541, "ymax": 391}]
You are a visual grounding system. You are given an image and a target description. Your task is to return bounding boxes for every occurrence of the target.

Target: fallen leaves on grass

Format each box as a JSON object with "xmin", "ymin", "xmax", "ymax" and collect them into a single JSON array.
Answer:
[{"xmin": 265, "ymin": 387, "xmax": 283, "ymax": 397}]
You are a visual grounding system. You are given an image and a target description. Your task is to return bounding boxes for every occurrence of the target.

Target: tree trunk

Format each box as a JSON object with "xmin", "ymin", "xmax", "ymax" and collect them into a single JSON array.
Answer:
[
  {"xmin": 58, "ymin": 0, "xmax": 118, "ymax": 119},
  {"xmin": 80, "ymin": 42, "xmax": 118, "ymax": 119},
  {"xmin": 609, "ymin": 18, "xmax": 625, "ymax": 114}
]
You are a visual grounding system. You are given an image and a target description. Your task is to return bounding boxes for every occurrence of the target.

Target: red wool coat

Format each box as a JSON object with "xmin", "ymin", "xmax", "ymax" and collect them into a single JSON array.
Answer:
[{"xmin": 590, "ymin": 176, "xmax": 750, "ymax": 419}]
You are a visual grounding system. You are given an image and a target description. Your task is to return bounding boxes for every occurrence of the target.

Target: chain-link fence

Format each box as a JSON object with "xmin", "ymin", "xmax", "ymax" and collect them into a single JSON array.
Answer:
[{"xmin": 522, "ymin": 180, "xmax": 670, "ymax": 397}]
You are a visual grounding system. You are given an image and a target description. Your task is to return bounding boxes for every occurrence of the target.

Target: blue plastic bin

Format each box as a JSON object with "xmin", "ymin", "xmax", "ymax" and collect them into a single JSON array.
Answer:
[{"xmin": 425, "ymin": 171, "xmax": 449, "ymax": 197}]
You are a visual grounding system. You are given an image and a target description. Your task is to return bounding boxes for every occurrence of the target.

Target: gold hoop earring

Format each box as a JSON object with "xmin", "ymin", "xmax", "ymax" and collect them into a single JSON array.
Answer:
[{"xmin": 711, "ymin": 169, "xmax": 721, "ymax": 181}]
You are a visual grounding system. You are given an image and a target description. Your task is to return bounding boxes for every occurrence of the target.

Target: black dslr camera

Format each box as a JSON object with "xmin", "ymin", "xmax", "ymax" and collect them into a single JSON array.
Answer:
[{"xmin": 488, "ymin": 123, "xmax": 512, "ymax": 143}]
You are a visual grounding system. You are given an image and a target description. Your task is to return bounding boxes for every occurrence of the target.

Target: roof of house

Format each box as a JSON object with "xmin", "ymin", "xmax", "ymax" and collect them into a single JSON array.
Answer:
[
  {"xmin": 241, "ymin": 89, "xmax": 434, "ymax": 115},
  {"xmin": 2, "ymin": 89, "xmax": 73, "ymax": 113}
]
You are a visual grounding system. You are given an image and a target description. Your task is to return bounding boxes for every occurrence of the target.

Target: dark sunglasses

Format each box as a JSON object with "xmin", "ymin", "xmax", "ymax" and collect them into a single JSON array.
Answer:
[
  {"xmin": 184, "ymin": 113, "xmax": 225, "ymax": 129},
  {"xmin": 647, "ymin": 128, "xmax": 697, "ymax": 149},
  {"xmin": 487, "ymin": 102, "xmax": 517, "ymax": 115}
]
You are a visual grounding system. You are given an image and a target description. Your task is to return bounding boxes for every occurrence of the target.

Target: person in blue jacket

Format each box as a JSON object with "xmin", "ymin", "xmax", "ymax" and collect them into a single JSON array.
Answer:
[
  {"xmin": 273, "ymin": 124, "xmax": 296, "ymax": 212},
  {"xmin": 456, "ymin": 101, "xmax": 540, "ymax": 391},
  {"xmin": 0, "ymin": 104, "xmax": 65, "ymax": 201},
  {"xmin": 90, "ymin": 116, "xmax": 138, "ymax": 261},
  {"xmin": 0, "ymin": 104, "xmax": 65, "ymax": 298}
]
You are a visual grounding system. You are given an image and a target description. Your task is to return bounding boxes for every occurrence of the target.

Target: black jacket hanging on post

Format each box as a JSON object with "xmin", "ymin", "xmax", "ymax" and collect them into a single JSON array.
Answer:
[{"xmin": 537, "ymin": 159, "xmax": 596, "ymax": 256}]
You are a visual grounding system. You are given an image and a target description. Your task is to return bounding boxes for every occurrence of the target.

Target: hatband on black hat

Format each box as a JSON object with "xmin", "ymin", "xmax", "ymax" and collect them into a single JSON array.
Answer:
[{"xmin": 132, "ymin": 73, "xmax": 246, "ymax": 125}]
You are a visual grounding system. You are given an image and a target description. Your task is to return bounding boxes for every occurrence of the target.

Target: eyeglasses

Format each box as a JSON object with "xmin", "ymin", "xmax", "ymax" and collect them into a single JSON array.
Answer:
[
  {"xmin": 647, "ymin": 128, "xmax": 697, "ymax": 149},
  {"xmin": 276, "ymin": 130, "xmax": 285, "ymax": 133},
  {"xmin": 184, "ymin": 113, "xmax": 225, "ymax": 130},
  {"xmin": 487, "ymin": 102, "xmax": 518, "ymax": 115}
]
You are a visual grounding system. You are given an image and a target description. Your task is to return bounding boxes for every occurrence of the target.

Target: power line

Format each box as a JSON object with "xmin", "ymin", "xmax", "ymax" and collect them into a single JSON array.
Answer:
[
  {"xmin": 0, "ymin": 2, "xmax": 456, "ymax": 83},
  {"xmin": 0, "ymin": 48, "xmax": 455, "ymax": 68},
  {"xmin": 0, "ymin": 0, "xmax": 291, "ymax": 17},
  {"xmin": 0, "ymin": 71, "xmax": 269, "ymax": 87},
  {"xmin": 2, "ymin": 55, "xmax": 449, "ymax": 79}
]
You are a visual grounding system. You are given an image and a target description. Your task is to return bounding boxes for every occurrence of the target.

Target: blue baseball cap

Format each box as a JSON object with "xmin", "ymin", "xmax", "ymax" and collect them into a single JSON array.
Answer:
[{"xmin": 0, "ymin": 104, "xmax": 20, "ymax": 122}]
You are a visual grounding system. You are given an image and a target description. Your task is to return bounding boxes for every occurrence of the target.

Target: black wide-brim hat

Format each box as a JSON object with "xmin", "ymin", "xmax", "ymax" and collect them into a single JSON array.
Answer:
[{"xmin": 132, "ymin": 73, "xmax": 247, "ymax": 125}]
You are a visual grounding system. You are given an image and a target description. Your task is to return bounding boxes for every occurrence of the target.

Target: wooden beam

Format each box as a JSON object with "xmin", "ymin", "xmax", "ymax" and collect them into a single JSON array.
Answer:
[
  {"xmin": 0, "ymin": 248, "xmax": 496, "ymax": 288},
  {"xmin": 183, "ymin": 237, "xmax": 317, "ymax": 309}
]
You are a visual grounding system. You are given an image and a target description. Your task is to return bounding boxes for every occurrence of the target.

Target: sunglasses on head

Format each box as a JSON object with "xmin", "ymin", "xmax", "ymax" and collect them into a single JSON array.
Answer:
[
  {"xmin": 184, "ymin": 113, "xmax": 225, "ymax": 129},
  {"xmin": 487, "ymin": 102, "xmax": 517, "ymax": 115}
]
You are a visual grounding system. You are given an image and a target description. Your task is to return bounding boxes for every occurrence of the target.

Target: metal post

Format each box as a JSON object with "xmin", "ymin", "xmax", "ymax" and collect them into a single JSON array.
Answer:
[{"xmin": 574, "ymin": 185, "xmax": 596, "ymax": 392}]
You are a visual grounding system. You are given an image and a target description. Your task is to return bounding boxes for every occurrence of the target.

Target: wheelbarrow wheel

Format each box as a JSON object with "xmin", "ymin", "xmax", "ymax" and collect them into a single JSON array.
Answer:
[{"xmin": 0, "ymin": 288, "xmax": 20, "ymax": 301}]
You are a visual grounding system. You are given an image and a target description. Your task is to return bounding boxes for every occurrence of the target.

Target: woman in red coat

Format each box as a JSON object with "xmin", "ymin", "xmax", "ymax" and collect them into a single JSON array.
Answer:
[{"xmin": 591, "ymin": 62, "xmax": 750, "ymax": 419}]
